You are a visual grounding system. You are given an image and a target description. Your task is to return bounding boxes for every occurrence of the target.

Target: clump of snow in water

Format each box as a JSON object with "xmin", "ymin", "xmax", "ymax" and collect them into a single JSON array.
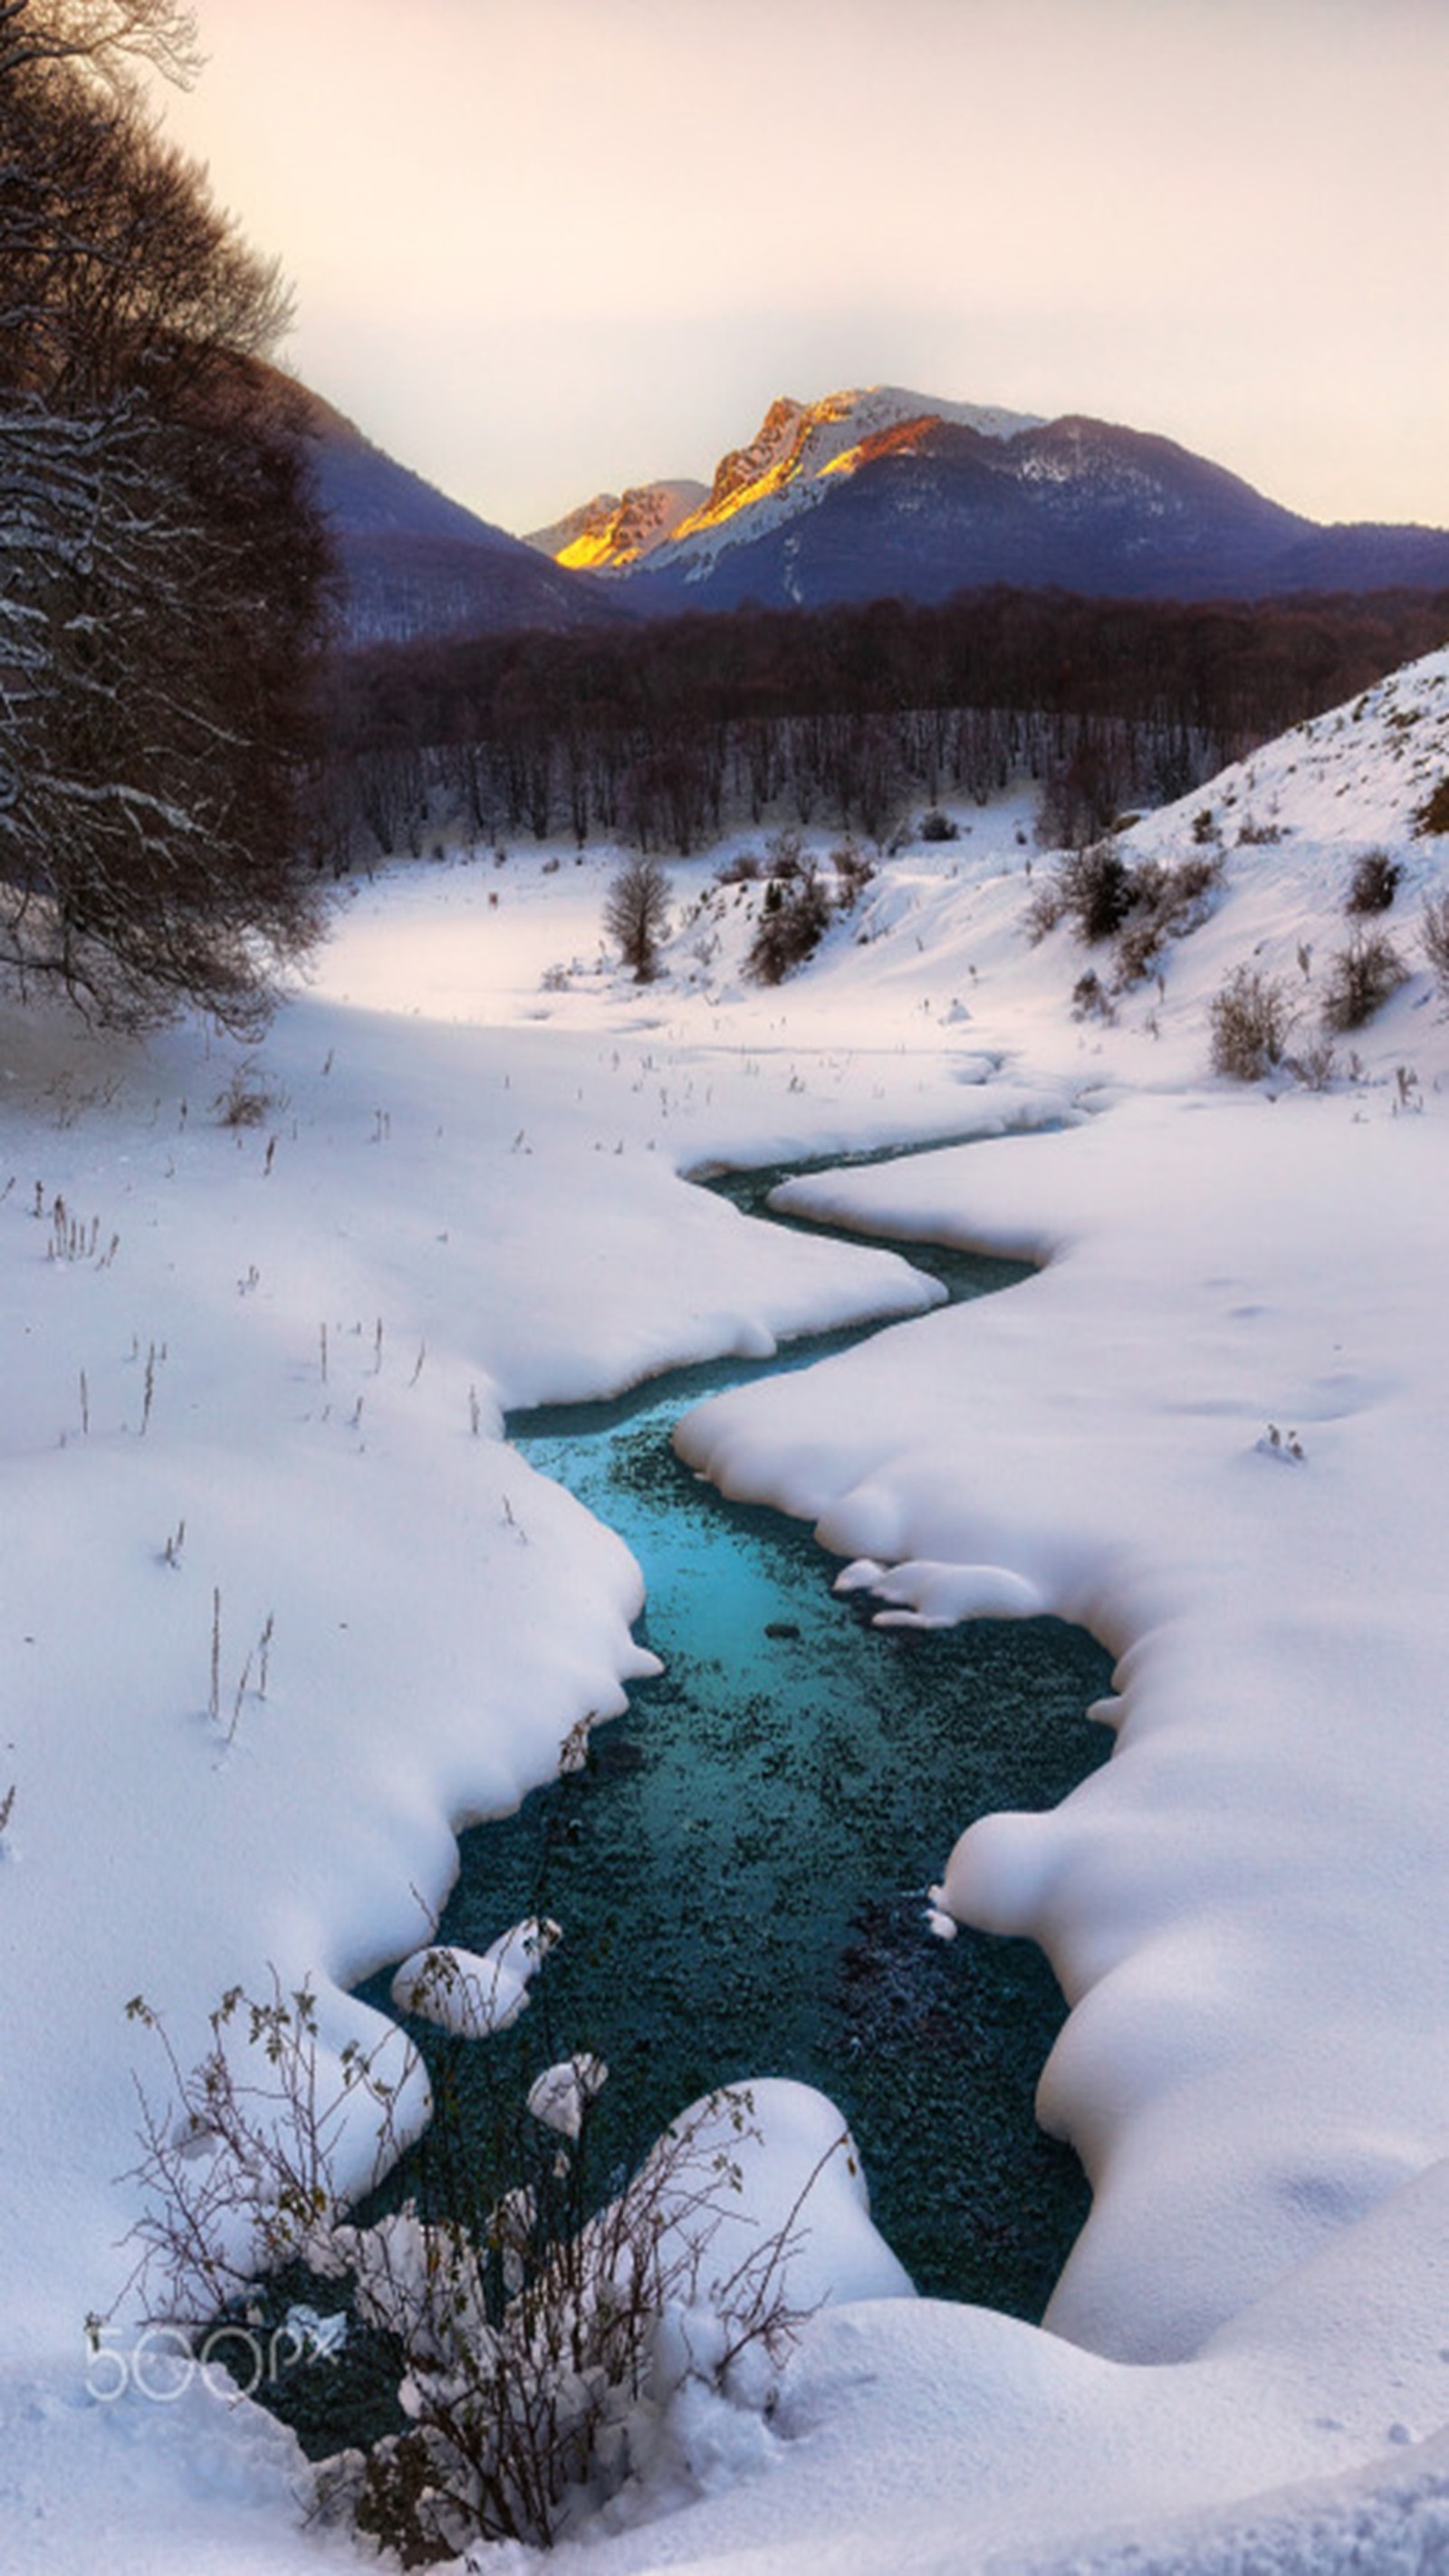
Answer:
[
  {"xmin": 834, "ymin": 1553, "xmax": 1046, "ymax": 1625},
  {"xmin": 528, "ymin": 2052, "xmax": 609, "ymax": 2138},
  {"xmin": 6, "ymin": 646, "xmax": 1449, "ymax": 2571},
  {"xmin": 390, "ymin": 1919, "xmax": 561, "ymax": 2036}
]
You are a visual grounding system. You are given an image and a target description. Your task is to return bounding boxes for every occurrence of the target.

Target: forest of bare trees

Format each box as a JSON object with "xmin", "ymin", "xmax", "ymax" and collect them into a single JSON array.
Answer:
[
  {"xmin": 317, "ymin": 586, "xmax": 1449, "ymax": 865},
  {"xmin": 0, "ymin": 0, "xmax": 333, "ymax": 1028}
]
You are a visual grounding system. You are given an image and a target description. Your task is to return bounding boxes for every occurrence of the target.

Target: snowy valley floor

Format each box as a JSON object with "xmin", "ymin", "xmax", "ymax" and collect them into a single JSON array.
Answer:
[{"xmin": 5, "ymin": 651, "xmax": 1449, "ymax": 2571}]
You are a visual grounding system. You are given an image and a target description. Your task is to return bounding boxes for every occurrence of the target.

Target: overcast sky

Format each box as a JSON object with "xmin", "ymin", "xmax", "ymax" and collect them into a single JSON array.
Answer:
[{"xmin": 153, "ymin": 0, "xmax": 1449, "ymax": 541}]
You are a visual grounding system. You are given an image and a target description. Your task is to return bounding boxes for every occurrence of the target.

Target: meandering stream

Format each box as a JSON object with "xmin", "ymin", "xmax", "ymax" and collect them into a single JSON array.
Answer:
[{"xmin": 360, "ymin": 1146, "xmax": 1112, "ymax": 2317}]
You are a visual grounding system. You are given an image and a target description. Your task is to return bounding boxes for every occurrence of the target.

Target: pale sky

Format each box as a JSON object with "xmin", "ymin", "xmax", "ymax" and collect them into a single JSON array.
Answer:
[{"xmin": 152, "ymin": 0, "xmax": 1448, "ymax": 541}]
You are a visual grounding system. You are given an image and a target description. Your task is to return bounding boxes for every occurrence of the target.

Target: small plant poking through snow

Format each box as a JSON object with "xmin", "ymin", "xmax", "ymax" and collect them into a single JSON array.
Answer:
[
  {"xmin": 1286, "ymin": 1035, "xmax": 1338, "ymax": 1093},
  {"xmin": 213, "ymin": 1062, "xmax": 278, "ymax": 1129},
  {"xmin": 1257, "ymin": 1424, "xmax": 1305, "ymax": 1463},
  {"xmin": 1071, "ymin": 970, "xmax": 1115, "ymax": 1024},
  {"xmin": 125, "ymin": 1973, "xmax": 835, "ymax": 2558}
]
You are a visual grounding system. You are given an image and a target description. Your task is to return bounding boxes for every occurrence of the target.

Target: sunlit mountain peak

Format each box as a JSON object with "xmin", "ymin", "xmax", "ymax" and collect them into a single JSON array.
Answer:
[{"xmin": 526, "ymin": 385, "xmax": 1043, "ymax": 574}]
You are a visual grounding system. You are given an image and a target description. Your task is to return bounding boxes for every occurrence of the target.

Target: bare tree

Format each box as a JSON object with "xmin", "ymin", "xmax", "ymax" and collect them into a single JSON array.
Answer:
[
  {"xmin": 0, "ymin": 0, "xmax": 198, "ymax": 86},
  {"xmin": 0, "ymin": 5, "xmax": 335, "ymax": 1030},
  {"xmin": 603, "ymin": 851, "xmax": 670, "ymax": 981}
]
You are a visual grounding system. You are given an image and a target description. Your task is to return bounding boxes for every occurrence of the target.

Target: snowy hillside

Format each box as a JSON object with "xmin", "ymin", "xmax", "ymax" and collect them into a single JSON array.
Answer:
[
  {"xmin": 1128, "ymin": 649, "xmax": 1449, "ymax": 851},
  {"xmin": 5, "ymin": 645, "xmax": 1449, "ymax": 2572}
]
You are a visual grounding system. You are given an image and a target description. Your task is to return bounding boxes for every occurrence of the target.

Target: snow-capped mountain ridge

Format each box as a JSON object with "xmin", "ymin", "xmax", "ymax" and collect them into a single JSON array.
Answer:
[
  {"xmin": 523, "ymin": 386, "xmax": 1449, "ymax": 610},
  {"xmin": 526, "ymin": 385, "xmax": 1045, "ymax": 577}
]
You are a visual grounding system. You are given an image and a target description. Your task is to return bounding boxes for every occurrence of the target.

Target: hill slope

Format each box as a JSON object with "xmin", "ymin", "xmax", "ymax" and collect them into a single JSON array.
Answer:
[{"xmin": 296, "ymin": 384, "xmax": 615, "ymax": 643}]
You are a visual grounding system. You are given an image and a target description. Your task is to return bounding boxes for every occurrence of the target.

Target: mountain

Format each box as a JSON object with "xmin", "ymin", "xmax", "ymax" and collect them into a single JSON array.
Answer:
[
  {"xmin": 293, "ymin": 385, "xmax": 617, "ymax": 645},
  {"xmin": 523, "ymin": 479, "xmax": 709, "ymax": 572},
  {"xmin": 525, "ymin": 386, "xmax": 1449, "ymax": 612},
  {"xmin": 525, "ymin": 388, "xmax": 1041, "ymax": 580}
]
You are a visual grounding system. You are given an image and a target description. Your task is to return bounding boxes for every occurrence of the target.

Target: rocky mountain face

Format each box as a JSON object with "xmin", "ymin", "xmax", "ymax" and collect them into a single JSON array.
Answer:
[{"xmin": 523, "ymin": 479, "xmax": 710, "ymax": 572}]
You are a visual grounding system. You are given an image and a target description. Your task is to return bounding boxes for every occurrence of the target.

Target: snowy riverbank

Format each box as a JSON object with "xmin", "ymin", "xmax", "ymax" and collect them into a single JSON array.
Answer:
[{"xmin": 5, "ymin": 651, "xmax": 1449, "ymax": 2571}]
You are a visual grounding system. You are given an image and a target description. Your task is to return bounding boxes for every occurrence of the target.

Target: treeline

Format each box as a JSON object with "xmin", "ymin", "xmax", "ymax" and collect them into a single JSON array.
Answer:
[{"xmin": 318, "ymin": 586, "xmax": 1449, "ymax": 862}]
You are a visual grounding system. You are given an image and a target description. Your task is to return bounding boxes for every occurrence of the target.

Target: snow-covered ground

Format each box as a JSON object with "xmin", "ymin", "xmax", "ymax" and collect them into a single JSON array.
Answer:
[{"xmin": 5, "ymin": 649, "xmax": 1449, "ymax": 2571}]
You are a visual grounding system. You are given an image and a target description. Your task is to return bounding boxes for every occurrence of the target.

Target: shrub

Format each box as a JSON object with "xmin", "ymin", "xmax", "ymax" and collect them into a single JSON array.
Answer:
[
  {"xmin": 1422, "ymin": 890, "xmax": 1449, "ymax": 998},
  {"xmin": 1022, "ymin": 876, "xmax": 1067, "ymax": 944},
  {"xmin": 1057, "ymin": 841, "xmax": 1136, "ymax": 943},
  {"xmin": 1345, "ymin": 850, "xmax": 1402, "ymax": 916},
  {"xmin": 1112, "ymin": 912, "xmax": 1166, "ymax": 985},
  {"xmin": 1415, "ymin": 776, "xmax": 1449, "ymax": 837},
  {"xmin": 918, "ymin": 809, "xmax": 958, "ymax": 842},
  {"xmin": 830, "ymin": 839, "xmax": 875, "ymax": 899},
  {"xmin": 126, "ymin": 1976, "xmax": 826, "ymax": 2559},
  {"xmin": 1209, "ymin": 965, "xmax": 1295, "ymax": 1080},
  {"xmin": 1286, "ymin": 1035, "xmax": 1338, "ymax": 1091},
  {"xmin": 745, "ymin": 866, "xmax": 832, "ymax": 984},
  {"xmin": 1026, "ymin": 840, "xmax": 1223, "ymax": 982},
  {"xmin": 1070, "ymin": 969, "xmax": 1115, "ymax": 1023},
  {"xmin": 213, "ymin": 1063, "xmax": 276, "ymax": 1129},
  {"xmin": 1320, "ymin": 928, "xmax": 1408, "ymax": 1032},
  {"xmin": 713, "ymin": 852, "xmax": 761, "ymax": 887}
]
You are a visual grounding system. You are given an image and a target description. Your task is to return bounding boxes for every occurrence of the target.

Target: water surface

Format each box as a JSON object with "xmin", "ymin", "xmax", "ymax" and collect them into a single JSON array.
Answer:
[{"xmin": 361, "ymin": 1149, "xmax": 1111, "ymax": 2314}]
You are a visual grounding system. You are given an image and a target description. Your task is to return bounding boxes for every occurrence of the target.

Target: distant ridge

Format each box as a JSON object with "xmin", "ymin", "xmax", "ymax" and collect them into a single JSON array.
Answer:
[
  {"xmin": 292, "ymin": 384, "xmax": 621, "ymax": 644},
  {"xmin": 525, "ymin": 385, "xmax": 1449, "ymax": 612}
]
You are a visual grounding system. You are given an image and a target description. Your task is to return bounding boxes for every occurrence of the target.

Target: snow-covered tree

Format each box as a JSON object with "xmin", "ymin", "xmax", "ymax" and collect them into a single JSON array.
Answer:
[{"xmin": 0, "ymin": 1, "xmax": 334, "ymax": 1030}]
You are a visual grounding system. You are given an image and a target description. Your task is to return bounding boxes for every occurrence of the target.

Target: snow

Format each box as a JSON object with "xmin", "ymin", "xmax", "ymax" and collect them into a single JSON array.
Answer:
[
  {"xmin": 391, "ymin": 1923, "xmax": 561, "ymax": 2038},
  {"xmin": 526, "ymin": 2053, "xmax": 608, "ymax": 2139},
  {"xmin": 4, "ymin": 643, "xmax": 1449, "ymax": 2570},
  {"xmin": 648, "ymin": 384, "xmax": 1046, "ymax": 577}
]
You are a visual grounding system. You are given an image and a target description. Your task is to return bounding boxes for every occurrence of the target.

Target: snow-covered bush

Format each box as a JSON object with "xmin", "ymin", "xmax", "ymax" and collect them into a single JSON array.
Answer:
[
  {"xmin": 125, "ymin": 1977, "xmax": 824, "ymax": 2559},
  {"xmin": 1320, "ymin": 928, "xmax": 1408, "ymax": 1033},
  {"xmin": 1208, "ymin": 964, "xmax": 1295, "ymax": 1080}
]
